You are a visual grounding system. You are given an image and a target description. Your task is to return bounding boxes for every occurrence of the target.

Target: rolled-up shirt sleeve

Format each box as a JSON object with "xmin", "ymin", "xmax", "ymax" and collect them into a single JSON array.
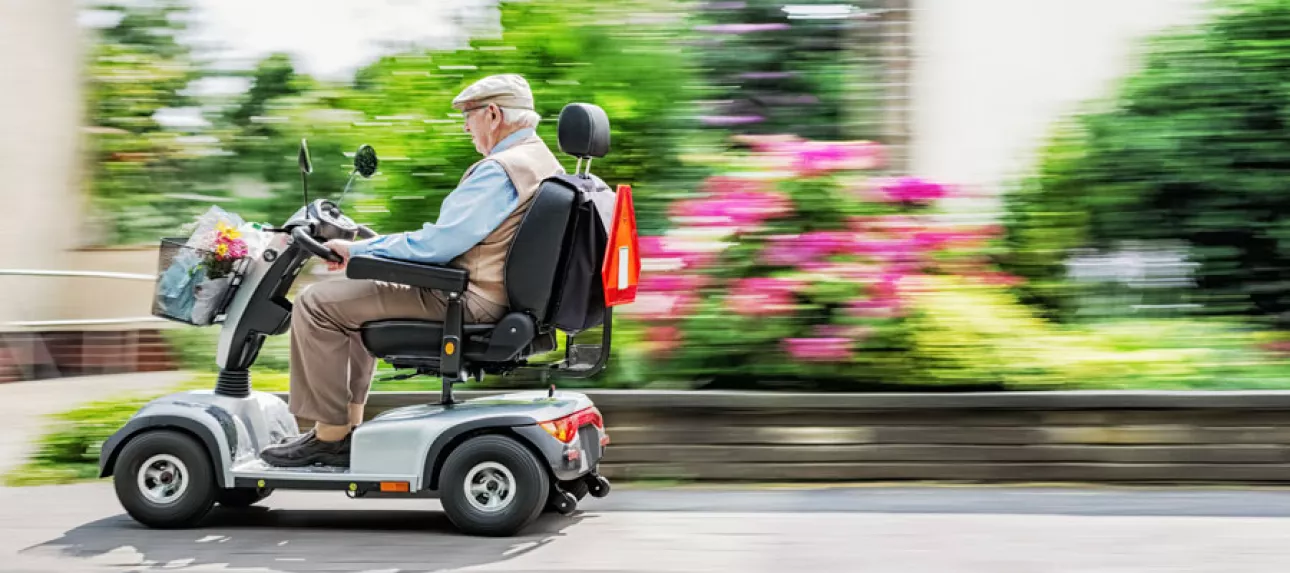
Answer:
[{"xmin": 348, "ymin": 160, "xmax": 518, "ymax": 264}]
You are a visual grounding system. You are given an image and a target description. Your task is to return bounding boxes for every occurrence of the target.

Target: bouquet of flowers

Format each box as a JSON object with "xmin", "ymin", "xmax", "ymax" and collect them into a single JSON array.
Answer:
[{"xmin": 154, "ymin": 206, "xmax": 266, "ymax": 325}]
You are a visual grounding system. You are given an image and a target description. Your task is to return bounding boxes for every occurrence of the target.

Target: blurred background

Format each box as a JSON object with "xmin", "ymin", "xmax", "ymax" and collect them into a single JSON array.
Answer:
[{"xmin": 3, "ymin": 0, "xmax": 1289, "ymax": 394}]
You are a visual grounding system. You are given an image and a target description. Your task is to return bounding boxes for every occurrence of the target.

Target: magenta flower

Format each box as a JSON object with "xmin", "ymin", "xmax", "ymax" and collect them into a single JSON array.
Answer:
[
  {"xmin": 879, "ymin": 177, "xmax": 949, "ymax": 204},
  {"xmin": 789, "ymin": 141, "xmax": 883, "ymax": 175},
  {"xmin": 783, "ymin": 337, "xmax": 852, "ymax": 362},
  {"xmin": 726, "ymin": 277, "xmax": 804, "ymax": 316},
  {"xmin": 761, "ymin": 231, "xmax": 854, "ymax": 267},
  {"xmin": 670, "ymin": 183, "xmax": 792, "ymax": 231},
  {"xmin": 850, "ymin": 237, "xmax": 918, "ymax": 264}
]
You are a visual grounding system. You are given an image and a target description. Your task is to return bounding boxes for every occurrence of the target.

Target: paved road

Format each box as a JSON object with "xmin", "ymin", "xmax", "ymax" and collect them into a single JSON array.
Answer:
[{"xmin": 7, "ymin": 483, "xmax": 1290, "ymax": 572}]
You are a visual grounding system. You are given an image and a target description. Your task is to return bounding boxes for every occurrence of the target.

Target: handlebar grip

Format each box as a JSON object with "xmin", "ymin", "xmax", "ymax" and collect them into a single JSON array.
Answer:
[{"xmin": 291, "ymin": 226, "xmax": 343, "ymax": 263}]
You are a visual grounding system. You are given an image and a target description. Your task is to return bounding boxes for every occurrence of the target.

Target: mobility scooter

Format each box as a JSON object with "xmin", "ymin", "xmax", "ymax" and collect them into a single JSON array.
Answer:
[{"xmin": 97, "ymin": 103, "xmax": 634, "ymax": 537}]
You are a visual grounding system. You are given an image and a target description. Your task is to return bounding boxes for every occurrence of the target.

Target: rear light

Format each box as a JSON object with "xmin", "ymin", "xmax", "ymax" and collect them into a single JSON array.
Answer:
[{"xmin": 539, "ymin": 407, "xmax": 605, "ymax": 444}]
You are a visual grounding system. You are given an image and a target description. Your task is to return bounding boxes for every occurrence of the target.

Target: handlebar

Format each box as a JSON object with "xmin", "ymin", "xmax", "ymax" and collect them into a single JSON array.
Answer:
[
  {"xmin": 291, "ymin": 226, "xmax": 343, "ymax": 263},
  {"xmin": 356, "ymin": 225, "xmax": 377, "ymax": 240}
]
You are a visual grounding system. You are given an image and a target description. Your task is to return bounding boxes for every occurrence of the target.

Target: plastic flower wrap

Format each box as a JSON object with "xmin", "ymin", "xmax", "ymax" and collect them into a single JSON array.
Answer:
[
  {"xmin": 155, "ymin": 206, "xmax": 266, "ymax": 325},
  {"xmin": 621, "ymin": 136, "xmax": 1020, "ymax": 386}
]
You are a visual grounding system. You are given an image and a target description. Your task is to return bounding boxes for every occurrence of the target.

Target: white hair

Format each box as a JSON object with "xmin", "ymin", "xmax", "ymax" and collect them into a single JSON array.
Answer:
[{"xmin": 501, "ymin": 107, "xmax": 541, "ymax": 129}]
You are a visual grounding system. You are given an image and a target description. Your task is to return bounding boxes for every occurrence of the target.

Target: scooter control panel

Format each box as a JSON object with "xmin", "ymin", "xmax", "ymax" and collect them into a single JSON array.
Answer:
[{"xmin": 310, "ymin": 199, "xmax": 359, "ymax": 240}]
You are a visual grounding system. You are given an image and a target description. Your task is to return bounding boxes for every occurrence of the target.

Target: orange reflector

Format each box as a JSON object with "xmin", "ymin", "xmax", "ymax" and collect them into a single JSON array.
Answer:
[
  {"xmin": 444, "ymin": 341, "xmax": 455, "ymax": 355},
  {"xmin": 380, "ymin": 482, "xmax": 409, "ymax": 492},
  {"xmin": 602, "ymin": 184, "xmax": 640, "ymax": 307}
]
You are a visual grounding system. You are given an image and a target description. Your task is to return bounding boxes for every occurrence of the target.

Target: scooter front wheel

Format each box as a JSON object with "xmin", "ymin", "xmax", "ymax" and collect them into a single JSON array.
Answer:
[{"xmin": 113, "ymin": 429, "xmax": 218, "ymax": 529}]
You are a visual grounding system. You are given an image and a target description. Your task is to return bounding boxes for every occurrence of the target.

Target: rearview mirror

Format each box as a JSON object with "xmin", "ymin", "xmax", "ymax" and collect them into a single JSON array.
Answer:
[
  {"xmin": 354, "ymin": 144, "xmax": 378, "ymax": 178},
  {"xmin": 298, "ymin": 139, "xmax": 313, "ymax": 174}
]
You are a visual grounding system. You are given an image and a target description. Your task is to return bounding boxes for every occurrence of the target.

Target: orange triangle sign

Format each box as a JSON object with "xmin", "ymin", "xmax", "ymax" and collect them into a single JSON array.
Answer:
[{"xmin": 602, "ymin": 184, "xmax": 640, "ymax": 307}]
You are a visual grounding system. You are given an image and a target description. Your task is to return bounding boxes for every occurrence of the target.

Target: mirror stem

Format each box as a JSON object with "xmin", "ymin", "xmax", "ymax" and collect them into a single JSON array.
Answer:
[{"xmin": 337, "ymin": 171, "xmax": 358, "ymax": 206}]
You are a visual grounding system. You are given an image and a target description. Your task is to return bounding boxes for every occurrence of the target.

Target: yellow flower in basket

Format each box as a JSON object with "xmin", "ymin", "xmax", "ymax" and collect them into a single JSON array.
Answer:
[{"xmin": 215, "ymin": 221, "xmax": 242, "ymax": 241}]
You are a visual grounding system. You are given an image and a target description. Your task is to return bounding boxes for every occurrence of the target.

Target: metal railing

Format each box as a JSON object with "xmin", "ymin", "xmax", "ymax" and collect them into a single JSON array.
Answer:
[{"xmin": 0, "ymin": 269, "xmax": 160, "ymax": 328}]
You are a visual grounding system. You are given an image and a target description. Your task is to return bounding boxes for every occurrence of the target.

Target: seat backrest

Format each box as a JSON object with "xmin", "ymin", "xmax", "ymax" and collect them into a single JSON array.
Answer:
[
  {"xmin": 504, "ymin": 178, "xmax": 576, "ymax": 319},
  {"xmin": 502, "ymin": 103, "xmax": 611, "ymax": 323}
]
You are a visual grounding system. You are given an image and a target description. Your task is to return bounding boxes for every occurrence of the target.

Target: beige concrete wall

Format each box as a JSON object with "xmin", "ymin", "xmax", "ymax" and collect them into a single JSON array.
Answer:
[
  {"xmin": 909, "ymin": 0, "xmax": 1211, "ymax": 202},
  {"xmin": 0, "ymin": 0, "xmax": 84, "ymax": 327}
]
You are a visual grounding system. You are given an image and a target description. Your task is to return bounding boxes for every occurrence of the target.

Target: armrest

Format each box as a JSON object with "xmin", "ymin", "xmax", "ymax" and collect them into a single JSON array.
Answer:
[{"xmin": 346, "ymin": 255, "xmax": 468, "ymax": 293}]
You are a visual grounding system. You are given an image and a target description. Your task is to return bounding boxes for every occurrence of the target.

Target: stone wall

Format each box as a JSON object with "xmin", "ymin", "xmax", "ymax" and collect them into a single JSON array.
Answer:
[{"xmin": 358, "ymin": 390, "xmax": 1290, "ymax": 484}]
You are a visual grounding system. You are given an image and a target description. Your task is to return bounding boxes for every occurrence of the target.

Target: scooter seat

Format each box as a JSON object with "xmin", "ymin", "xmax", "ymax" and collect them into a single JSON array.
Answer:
[{"xmin": 360, "ymin": 311, "xmax": 546, "ymax": 364}]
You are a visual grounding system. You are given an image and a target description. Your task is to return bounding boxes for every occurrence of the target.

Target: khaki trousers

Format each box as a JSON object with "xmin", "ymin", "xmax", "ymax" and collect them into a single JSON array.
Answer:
[{"xmin": 288, "ymin": 278, "xmax": 505, "ymax": 427}]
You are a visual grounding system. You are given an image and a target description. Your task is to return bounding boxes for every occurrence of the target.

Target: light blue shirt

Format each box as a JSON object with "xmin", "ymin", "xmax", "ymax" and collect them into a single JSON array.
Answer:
[{"xmin": 349, "ymin": 128, "xmax": 536, "ymax": 263}]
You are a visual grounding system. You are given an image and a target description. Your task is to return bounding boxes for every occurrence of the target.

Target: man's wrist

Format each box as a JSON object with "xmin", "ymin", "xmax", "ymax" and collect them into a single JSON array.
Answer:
[{"xmin": 347, "ymin": 240, "xmax": 373, "ymax": 258}]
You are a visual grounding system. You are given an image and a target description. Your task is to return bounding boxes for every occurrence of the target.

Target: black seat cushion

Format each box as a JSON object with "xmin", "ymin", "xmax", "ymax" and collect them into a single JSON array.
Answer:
[{"xmin": 361, "ymin": 312, "xmax": 545, "ymax": 363}]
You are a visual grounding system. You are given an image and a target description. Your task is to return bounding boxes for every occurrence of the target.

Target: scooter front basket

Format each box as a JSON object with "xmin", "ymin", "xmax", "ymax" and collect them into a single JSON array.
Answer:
[{"xmin": 151, "ymin": 237, "xmax": 249, "ymax": 326}]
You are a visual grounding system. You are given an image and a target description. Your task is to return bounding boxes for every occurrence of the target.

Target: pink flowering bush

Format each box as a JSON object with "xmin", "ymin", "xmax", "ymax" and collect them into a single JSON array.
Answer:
[{"xmin": 618, "ymin": 134, "xmax": 1017, "ymax": 388}]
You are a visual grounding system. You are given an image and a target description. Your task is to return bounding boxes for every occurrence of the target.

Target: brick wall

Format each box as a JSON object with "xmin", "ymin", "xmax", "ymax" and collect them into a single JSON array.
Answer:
[{"xmin": 0, "ymin": 329, "xmax": 177, "ymax": 383}]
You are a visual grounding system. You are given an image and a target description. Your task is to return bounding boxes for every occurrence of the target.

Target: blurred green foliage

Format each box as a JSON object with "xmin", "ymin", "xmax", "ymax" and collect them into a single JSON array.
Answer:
[
  {"xmin": 81, "ymin": 0, "xmax": 701, "ymax": 244},
  {"xmin": 1002, "ymin": 0, "xmax": 1290, "ymax": 324},
  {"xmin": 904, "ymin": 275, "xmax": 1290, "ymax": 390}
]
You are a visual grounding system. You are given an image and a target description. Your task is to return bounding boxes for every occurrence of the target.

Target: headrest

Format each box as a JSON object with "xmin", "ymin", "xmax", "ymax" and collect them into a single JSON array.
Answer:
[{"xmin": 557, "ymin": 103, "xmax": 610, "ymax": 159}]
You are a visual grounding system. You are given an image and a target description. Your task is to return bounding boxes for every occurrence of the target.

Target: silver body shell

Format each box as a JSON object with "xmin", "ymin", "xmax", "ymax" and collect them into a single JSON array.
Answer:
[{"xmin": 107, "ymin": 387, "xmax": 594, "ymax": 491}]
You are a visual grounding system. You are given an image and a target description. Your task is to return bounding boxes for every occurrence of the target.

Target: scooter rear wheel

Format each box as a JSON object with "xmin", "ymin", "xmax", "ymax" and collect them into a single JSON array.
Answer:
[
  {"xmin": 113, "ymin": 429, "xmax": 218, "ymax": 529},
  {"xmin": 439, "ymin": 434, "xmax": 550, "ymax": 537}
]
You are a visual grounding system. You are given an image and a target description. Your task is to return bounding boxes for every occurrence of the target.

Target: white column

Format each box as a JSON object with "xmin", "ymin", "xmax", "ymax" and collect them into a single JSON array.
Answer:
[
  {"xmin": 909, "ymin": 0, "xmax": 1211, "ymax": 210},
  {"xmin": 0, "ymin": 0, "xmax": 83, "ymax": 327}
]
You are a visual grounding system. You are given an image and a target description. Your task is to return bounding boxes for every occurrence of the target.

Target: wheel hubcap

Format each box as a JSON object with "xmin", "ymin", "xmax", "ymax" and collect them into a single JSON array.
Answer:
[
  {"xmin": 137, "ymin": 454, "xmax": 189, "ymax": 504},
  {"xmin": 464, "ymin": 462, "xmax": 515, "ymax": 512}
]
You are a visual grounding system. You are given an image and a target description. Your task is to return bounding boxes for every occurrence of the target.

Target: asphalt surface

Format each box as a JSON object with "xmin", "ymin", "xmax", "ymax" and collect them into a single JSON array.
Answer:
[{"xmin": 7, "ymin": 483, "xmax": 1290, "ymax": 572}]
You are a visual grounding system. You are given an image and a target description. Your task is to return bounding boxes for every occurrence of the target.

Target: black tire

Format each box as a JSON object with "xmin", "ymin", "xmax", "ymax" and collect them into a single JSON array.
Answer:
[
  {"xmin": 563, "ymin": 478, "xmax": 590, "ymax": 500},
  {"xmin": 217, "ymin": 487, "xmax": 271, "ymax": 508},
  {"xmin": 438, "ymin": 434, "xmax": 550, "ymax": 537},
  {"xmin": 112, "ymin": 430, "xmax": 218, "ymax": 529}
]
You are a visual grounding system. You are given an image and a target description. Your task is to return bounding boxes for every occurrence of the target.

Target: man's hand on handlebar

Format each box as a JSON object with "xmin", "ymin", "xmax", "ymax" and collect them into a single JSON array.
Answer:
[{"xmin": 323, "ymin": 239, "xmax": 353, "ymax": 271}]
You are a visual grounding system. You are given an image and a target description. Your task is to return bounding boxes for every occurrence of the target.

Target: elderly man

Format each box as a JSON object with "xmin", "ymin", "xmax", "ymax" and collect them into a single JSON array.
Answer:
[{"xmin": 260, "ymin": 74, "xmax": 565, "ymax": 467}]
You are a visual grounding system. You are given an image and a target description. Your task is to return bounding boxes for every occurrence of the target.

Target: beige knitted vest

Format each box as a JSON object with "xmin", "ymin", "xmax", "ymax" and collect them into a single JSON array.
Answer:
[{"xmin": 450, "ymin": 132, "xmax": 565, "ymax": 310}]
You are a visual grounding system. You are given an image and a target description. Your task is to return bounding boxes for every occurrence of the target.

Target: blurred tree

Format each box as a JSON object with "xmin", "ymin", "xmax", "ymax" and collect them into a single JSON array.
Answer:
[
  {"xmin": 81, "ymin": 0, "xmax": 213, "ymax": 244},
  {"xmin": 686, "ymin": 0, "xmax": 866, "ymax": 142},
  {"xmin": 1002, "ymin": 0, "xmax": 1290, "ymax": 324},
  {"xmin": 81, "ymin": 0, "xmax": 699, "ymax": 244},
  {"xmin": 326, "ymin": 0, "xmax": 701, "ymax": 237}
]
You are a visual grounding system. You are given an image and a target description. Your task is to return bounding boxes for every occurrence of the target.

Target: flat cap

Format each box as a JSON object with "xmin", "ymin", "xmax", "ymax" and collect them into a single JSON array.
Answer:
[{"xmin": 451, "ymin": 73, "xmax": 535, "ymax": 111}]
